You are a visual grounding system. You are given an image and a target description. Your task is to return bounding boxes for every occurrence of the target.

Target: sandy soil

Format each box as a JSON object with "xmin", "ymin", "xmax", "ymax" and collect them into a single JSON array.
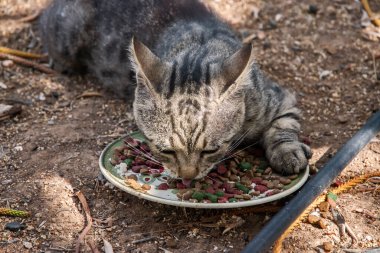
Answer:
[{"xmin": 0, "ymin": 0, "xmax": 379, "ymax": 252}]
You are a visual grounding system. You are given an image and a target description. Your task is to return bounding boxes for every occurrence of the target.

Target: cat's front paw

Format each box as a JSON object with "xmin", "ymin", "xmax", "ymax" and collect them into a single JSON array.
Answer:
[{"xmin": 268, "ymin": 142, "xmax": 312, "ymax": 174}]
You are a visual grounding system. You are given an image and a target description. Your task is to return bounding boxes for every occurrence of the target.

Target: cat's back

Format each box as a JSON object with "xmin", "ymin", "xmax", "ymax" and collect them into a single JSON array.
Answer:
[{"xmin": 39, "ymin": 0, "xmax": 224, "ymax": 96}]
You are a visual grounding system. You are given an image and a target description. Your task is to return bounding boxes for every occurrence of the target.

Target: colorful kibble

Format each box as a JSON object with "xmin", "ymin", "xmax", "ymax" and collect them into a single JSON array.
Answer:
[
  {"xmin": 191, "ymin": 192, "xmax": 206, "ymax": 201},
  {"xmin": 157, "ymin": 183, "xmax": 170, "ymax": 190},
  {"xmin": 142, "ymin": 184, "xmax": 151, "ymax": 190},
  {"xmin": 217, "ymin": 164, "xmax": 228, "ymax": 174},
  {"xmin": 239, "ymin": 162, "xmax": 252, "ymax": 171},
  {"xmin": 113, "ymin": 137, "xmax": 301, "ymax": 204},
  {"xmin": 254, "ymin": 184, "xmax": 268, "ymax": 193},
  {"xmin": 279, "ymin": 177, "xmax": 292, "ymax": 185},
  {"xmin": 205, "ymin": 193, "xmax": 218, "ymax": 203},
  {"xmin": 235, "ymin": 182, "xmax": 250, "ymax": 194},
  {"xmin": 257, "ymin": 161, "xmax": 268, "ymax": 171}
]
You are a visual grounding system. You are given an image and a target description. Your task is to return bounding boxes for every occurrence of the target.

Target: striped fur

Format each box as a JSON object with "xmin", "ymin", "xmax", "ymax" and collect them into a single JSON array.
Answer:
[{"xmin": 40, "ymin": 0, "xmax": 312, "ymax": 179}]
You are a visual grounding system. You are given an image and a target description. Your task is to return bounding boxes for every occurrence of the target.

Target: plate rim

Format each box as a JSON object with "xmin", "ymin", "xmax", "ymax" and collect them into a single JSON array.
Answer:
[{"xmin": 99, "ymin": 135, "xmax": 310, "ymax": 209}]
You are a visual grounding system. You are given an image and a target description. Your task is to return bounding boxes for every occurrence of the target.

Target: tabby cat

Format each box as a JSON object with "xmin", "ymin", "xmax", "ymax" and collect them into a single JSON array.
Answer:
[{"xmin": 40, "ymin": 0, "xmax": 312, "ymax": 179}]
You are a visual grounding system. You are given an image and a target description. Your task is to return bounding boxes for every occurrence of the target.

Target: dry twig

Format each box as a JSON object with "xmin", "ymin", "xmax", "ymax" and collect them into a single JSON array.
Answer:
[
  {"xmin": 87, "ymin": 240, "xmax": 101, "ymax": 253},
  {"xmin": 0, "ymin": 52, "xmax": 56, "ymax": 74},
  {"xmin": 18, "ymin": 10, "xmax": 41, "ymax": 22},
  {"xmin": 0, "ymin": 46, "xmax": 47, "ymax": 60},
  {"xmin": 75, "ymin": 191, "xmax": 99, "ymax": 253}
]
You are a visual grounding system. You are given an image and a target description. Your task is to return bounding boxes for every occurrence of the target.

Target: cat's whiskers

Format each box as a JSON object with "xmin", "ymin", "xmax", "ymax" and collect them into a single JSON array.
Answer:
[
  {"xmin": 226, "ymin": 128, "xmax": 252, "ymax": 155},
  {"xmin": 215, "ymin": 140, "xmax": 260, "ymax": 164},
  {"xmin": 124, "ymin": 142, "xmax": 162, "ymax": 165},
  {"xmin": 226, "ymin": 129, "xmax": 251, "ymax": 153},
  {"xmin": 205, "ymin": 175, "xmax": 217, "ymax": 183}
]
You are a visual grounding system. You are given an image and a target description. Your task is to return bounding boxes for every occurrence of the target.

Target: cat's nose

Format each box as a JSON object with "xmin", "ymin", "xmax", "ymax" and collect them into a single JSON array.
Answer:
[{"xmin": 179, "ymin": 167, "xmax": 198, "ymax": 179}]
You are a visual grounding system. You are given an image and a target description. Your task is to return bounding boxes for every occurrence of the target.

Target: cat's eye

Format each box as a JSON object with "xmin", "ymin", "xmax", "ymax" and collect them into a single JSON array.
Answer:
[
  {"xmin": 201, "ymin": 149, "xmax": 219, "ymax": 155},
  {"xmin": 161, "ymin": 149, "xmax": 176, "ymax": 155}
]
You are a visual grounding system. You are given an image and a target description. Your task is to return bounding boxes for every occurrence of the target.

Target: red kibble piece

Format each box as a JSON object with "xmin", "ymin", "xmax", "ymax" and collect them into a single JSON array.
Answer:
[
  {"xmin": 208, "ymin": 172, "xmax": 219, "ymax": 178},
  {"xmin": 225, "ymin": 188, "xmax": 243, "ymax": 195},
  {"xmin": 157, "ymin": 167, "xmax": 165, "ymax": 173},
  {"xmin": 223, "ymin": 193, "xmax": 235, "ymax": 198},
  {"xmin": 233, "ymin": 189, "xmax": 244, "ymax": 195},
  {"xmin": 124, "ymin": 138, "xmax": 140, "ymax": 148},
  {"xmin": 217, "ymin": 164, "xmax": 227, "ymax": 175},
  {"xmin": 176, "ymin": 182, "xmax": 187, "ymax": 189},
  {"xmin": 254, "ymin": 185, "xmax": 268, "ymax": 193},
  {"xmin": 182, "ymin": 179, "xmax": 192, "ymax": 188},
  {"xmin": 205, "ymin": 187, "xmax": 215, "ymax": 194},
  {"xmin": 134, "ymin": 157, "xmax": 144, "ymax": 164},
  {"xmin": 131, "ymin": 166, "xmax": 143, "ymax": 173},
  {"xmin": 145, "ymin": 160, "xmax": 156, "ymax": 167},
  {"xmin": 157, "ymin": 183, "xmax": 170, "ymax": 190},
  {"xmin": 212, "ymin": 181, "xmax": 223, "ymax": 189},
  {"xmin": 251, "ymin": 177, "xmax": 263, "ymax": 184}
]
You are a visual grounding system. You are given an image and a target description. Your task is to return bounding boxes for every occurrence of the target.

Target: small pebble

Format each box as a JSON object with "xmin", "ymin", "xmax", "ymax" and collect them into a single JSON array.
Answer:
[
  {"xmin": 308, "ymin": 4, "xmax": 318, "ymax": 15},
  {"xmin": 23, "ymin": 241, "xmax": 33, "ymax": 249},
  {"xmin": 318, "ymin": 219, "xmax": 328, "ymax": 229},
  {"xmin": 318, "ymin": 201, "xmax": 330, "ymax": 212},
  {"xmin": 13, "ymin": 146, "xmax": 23, "ymax": 151},
  {"xmin": 0, "ymin": 81, "xmax": 7, "ymax": 89},
  {"xmin": 2, "ymin": 60, "xmax": 14, "ymax": 67},
  {"xmin": 308, "ymin": 214, "xmax": 320, "ymax": 224},
  {"xmin": 166, "ymin": 238, "xmax": 177, "ymax": 248},
  {"xmin": 323, "ymin": 242, "xmax": 333, "ymax": 252},
  {"xmin": 2, "ymin": 179, "xmax": 12, "ymax": 185}
]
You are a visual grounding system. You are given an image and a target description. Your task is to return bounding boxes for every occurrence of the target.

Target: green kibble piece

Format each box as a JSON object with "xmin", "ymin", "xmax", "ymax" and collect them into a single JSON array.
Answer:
[
  {"xmin": 228, "ymin": 198, "xmax": 238, "ymax": 202},
  {"xmin": 239, "ymin": 162, "xmax": 252, "ymax": 171},
  {"xmin": 191, "ymin": 192, "xmax": 205, "ymax": 201},
  {"xmin": 205, "ymin": 193, "xmax": 218, "ymax": 203},
  {"xmin": 123, "ymin": 158, "xmax": 133, "ymax": 166},
  {"xmin": 215, "ymin": 191, "xmax": 224, "ymax": 197},
  {"xmin": 257, "ymin": 161, "xmax": 269, "ymax": 171},
  {"xmin": 235, "ymin": 182, "xmax": 250, "ymax": 194}
]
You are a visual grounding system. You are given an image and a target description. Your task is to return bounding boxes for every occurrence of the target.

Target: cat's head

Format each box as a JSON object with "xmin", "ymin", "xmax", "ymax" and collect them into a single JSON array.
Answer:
[{"xmin": 129, "ymin": 38, "xmax": 255, "ymax": 179}]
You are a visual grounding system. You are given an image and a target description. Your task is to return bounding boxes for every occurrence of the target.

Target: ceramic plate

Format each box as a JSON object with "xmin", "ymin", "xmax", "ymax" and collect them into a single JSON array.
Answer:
[{"xmin": 99, "ymin": 132, "xmax": 309, "ymax": 209}]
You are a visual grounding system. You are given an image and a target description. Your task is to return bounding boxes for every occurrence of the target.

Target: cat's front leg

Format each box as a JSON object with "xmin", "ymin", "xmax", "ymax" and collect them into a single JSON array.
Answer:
[{"xmin": 262, "ymin": 112, "xmax": 312, "ymax": 174}]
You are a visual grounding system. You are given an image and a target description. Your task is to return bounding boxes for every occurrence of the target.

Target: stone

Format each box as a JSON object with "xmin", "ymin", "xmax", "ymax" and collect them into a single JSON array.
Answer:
[
  {"xmin": 318, "ymin": 201, "xmax": 330, "ymax": 212},
  {"xmin": 308, "ymin": 214, "xmax": 320, "ymax": 224},
  {"xmin": 323, "ymin": 242, "xmax": 333, "ymax": 251}
]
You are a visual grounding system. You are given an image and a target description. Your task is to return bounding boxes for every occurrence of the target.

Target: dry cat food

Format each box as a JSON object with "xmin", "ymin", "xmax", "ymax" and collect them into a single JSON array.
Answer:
[{"xmin": 110, "ymin": 137, "xmax": 299, "ymax": 203}]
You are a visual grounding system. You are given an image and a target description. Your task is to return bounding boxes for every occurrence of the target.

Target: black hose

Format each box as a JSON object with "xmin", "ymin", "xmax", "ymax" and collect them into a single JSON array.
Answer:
[{"xmin": 242, "ymin": 110, "xmax": 380, "ymax": 253}]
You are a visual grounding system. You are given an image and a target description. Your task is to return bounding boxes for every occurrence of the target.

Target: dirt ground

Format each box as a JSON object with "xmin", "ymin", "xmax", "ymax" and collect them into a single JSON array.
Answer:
[{"xmin": 1, "ymin": 0, "xmax": 380, "ymax": 252}]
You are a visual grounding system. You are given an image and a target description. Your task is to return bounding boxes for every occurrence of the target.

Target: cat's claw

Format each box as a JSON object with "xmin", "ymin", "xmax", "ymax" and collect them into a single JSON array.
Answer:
[{"xmin": 268, "ymin": 142, "xmax": 312, "ymax": 174}]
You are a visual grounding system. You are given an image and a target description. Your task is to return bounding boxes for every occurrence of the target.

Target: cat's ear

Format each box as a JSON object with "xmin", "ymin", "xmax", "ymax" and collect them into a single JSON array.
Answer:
[
  {"xmin": 129, "ymin": 37, "xmax": 168, "ymax": 94},
  {"xmin": 219, "ymin": 43, "xmax": 254, "ymax": 96}
]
